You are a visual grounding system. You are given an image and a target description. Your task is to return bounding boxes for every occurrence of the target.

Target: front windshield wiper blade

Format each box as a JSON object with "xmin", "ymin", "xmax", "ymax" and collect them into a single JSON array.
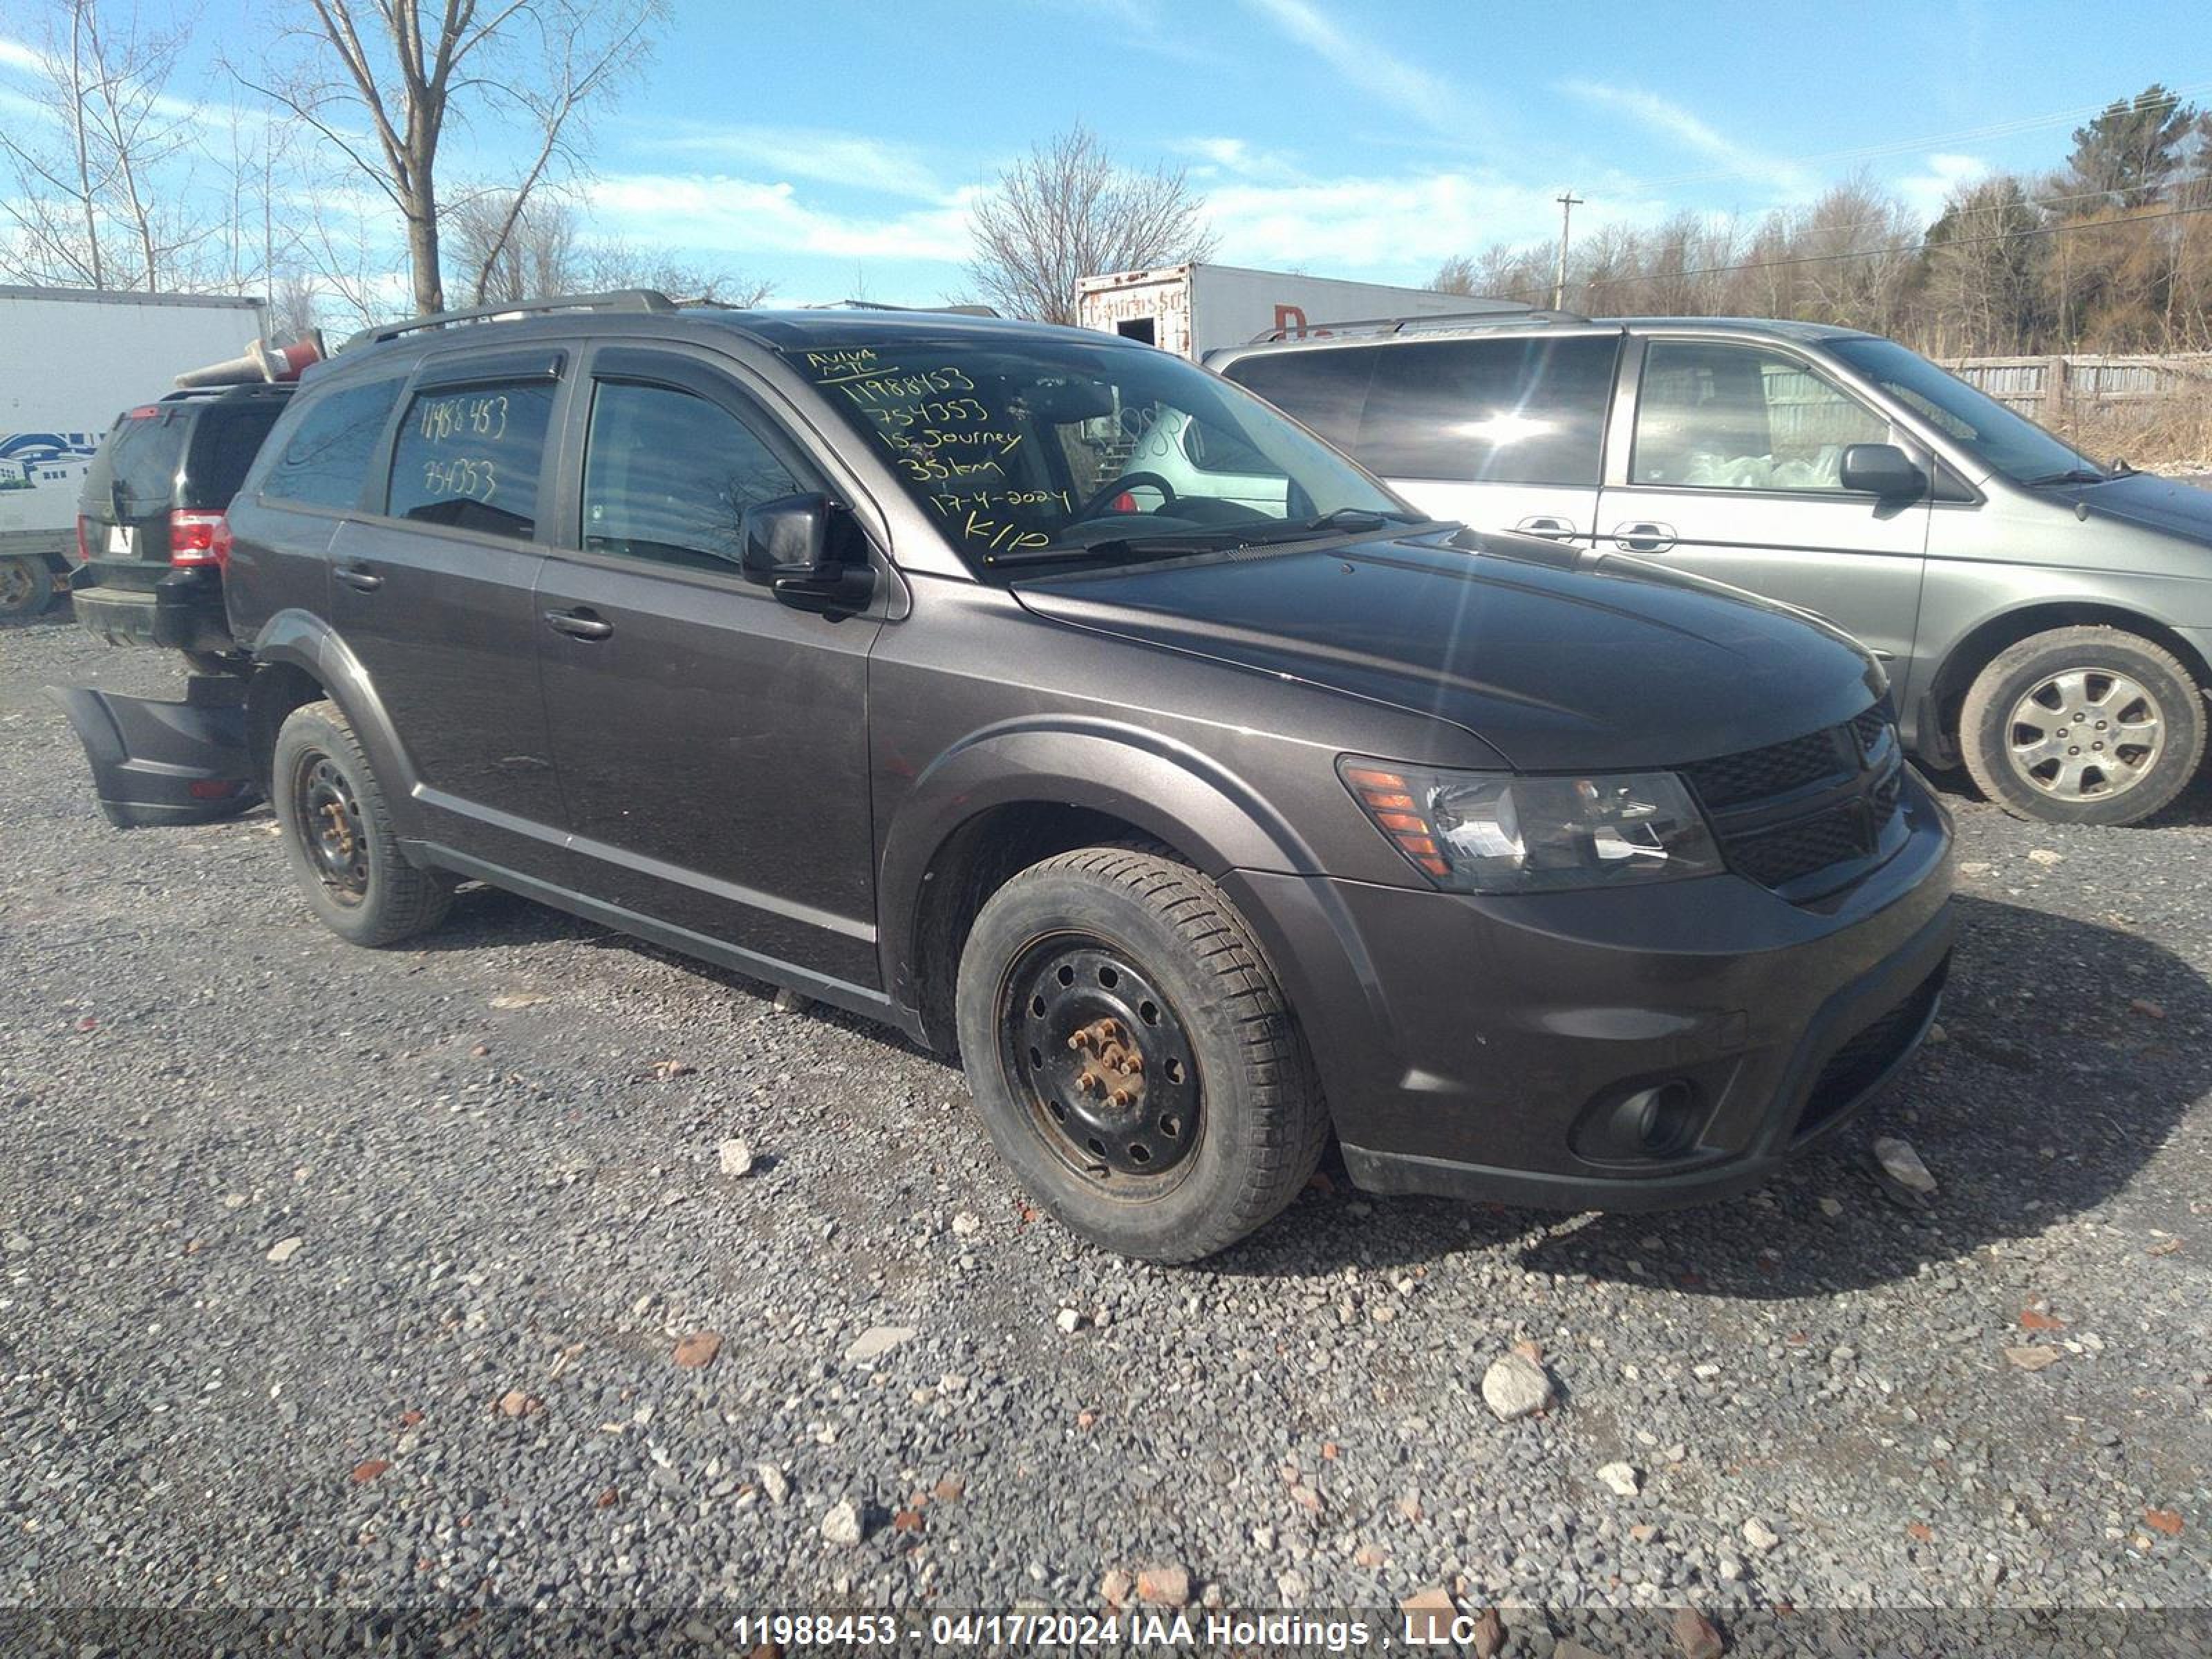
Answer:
[
  {"xmin": 984, "ymin": 533, "xmax": 1250, "ymax": 570},
  {"xmin": 2023, "ymin": 467, "xmax": 2110, "ymax": 487}
]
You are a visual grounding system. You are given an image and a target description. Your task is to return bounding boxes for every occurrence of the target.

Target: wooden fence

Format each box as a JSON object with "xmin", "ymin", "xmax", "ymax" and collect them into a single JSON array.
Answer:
[{"xmin": 1938, "ymin": 352, "xmax": 2212, "ymax": 420}]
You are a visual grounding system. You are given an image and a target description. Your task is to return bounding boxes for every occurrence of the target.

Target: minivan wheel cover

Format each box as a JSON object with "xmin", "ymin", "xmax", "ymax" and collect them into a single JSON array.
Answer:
[
  {"xmin": 294, "ymin": 751, "xmax": 371, "ymax": 906},
  {"xmin": 2004, "ymin": 668, "xmax": 2165, "ymax": 800},
  {"xmin": 999, "ymin": 934, "xmax": 1201, "ymax": 1188}
]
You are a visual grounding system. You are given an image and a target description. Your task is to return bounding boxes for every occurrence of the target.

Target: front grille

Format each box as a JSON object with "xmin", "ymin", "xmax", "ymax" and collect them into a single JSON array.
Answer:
[
  {"xmin": 1680, "ymin": 729, "xmax": 1846, "ymax": 808},
  {"xmin": 1796, "ymin": 962, "xmax": 1947, "ymax": 1138},
  {"xmin": 1683, "ymin": 703, "xmax": 1904, "ymax": 896},
  {"xmin": 1727, "ymin": 800, "xmax": 1870, "ymax": 888}
]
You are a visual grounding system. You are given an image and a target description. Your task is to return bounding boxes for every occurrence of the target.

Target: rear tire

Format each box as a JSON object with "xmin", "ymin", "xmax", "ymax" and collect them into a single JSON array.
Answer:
[
  {"xmin": 955, "ymin": 844, "xmax": 1327, "ymax": 1262},
  {"xmin": 1959, "ymin": 626, "xmax": 2204, "ymax": 825},
  {"xmin": 272, "ymin": 700, "xmax": 451, "ymax": 946},
  {"xmin": 0, "ymin": 554, "xmax": 55, "ymax": 619}
]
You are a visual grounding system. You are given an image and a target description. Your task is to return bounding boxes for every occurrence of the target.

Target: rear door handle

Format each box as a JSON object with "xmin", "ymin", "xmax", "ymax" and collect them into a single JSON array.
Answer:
[
  {"xmin": 334, "ymin": 565, "xmax": 383, "ymax": 592},
  {"xmin": 1513, "ymin": 514, "xmax": 1577, "ymax": 539},
  {"xmin": 544, "ymin": 608, "xmax": 614, "ymax": 641},
  {"xmin": 1611, "ymin": 521, "xmax": 1677, "ymax": 553}
]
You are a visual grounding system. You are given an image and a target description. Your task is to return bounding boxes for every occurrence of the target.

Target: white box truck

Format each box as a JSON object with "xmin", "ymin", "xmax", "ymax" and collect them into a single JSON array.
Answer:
[
  {"xmin": 0, "ymin": 285, "xmax": 268, "ymax": 616},
  {"xmin": 1076, "ymin": 262, "xmax": 1519, "ymax": 361}
]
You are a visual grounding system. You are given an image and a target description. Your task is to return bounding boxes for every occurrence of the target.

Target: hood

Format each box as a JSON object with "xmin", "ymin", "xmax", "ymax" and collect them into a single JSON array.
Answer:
[
  {"xmin": 2053, "ymin": 470, "xmax": 2212, "ymax": 547},
  {"xmin": 1013, "ymin": 531, "xmax": 1885, "ymax": 772}
]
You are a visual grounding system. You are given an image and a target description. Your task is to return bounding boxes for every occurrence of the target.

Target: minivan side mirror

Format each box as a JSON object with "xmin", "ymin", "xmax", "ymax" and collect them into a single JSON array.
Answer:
[
  {"xmin": 1838, "ymin": 442, "xmax": 1927, "ymax": 500},
  {"xmin": 739, "ymin": 492, "xmax": 876, "ymax": 616}
]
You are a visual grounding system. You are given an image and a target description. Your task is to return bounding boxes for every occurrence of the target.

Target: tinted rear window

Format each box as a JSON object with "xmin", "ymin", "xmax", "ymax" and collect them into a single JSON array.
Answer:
[
  {"xmin": 260, "ymin": 378, "xmax": 404, "ymax": 510},
  {"xmin": 1223, "ymin": 348, "xmax": 1377, "ymax": 451},
  {"xmin": 1355, "ymin": 335, "xmax": 1620, "ymax": 485},
  {"xmin": 184, "ymin": 404, "xmax": 284, "ymax": 509},
  {"xmin": 81, "ymin": 413, "xmax": 186, "ymax": 519}
]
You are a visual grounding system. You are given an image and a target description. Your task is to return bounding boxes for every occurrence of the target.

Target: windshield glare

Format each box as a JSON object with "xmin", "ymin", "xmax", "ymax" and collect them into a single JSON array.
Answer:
[
  {"xmin": 796, "ymin": 336, "xmax": 1407, "ymax": 571},
  {"xmin": 1825, "ymin": 336, "xmax": 2103, "ymax": 486}
]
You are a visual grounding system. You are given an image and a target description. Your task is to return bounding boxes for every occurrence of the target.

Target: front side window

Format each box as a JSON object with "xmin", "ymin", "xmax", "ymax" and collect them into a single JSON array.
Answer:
[
  {"xmin": 798, "ymin": 335, "xmax": 1406, "ymax": 575},
  {"xmin": 1354, "ymin": 335, "xmax": 1620, "ymax": 485},
  {"xmin": 1632, "ymin": 341, "xmax": 1888, "ymax": 492},
  {"xmin": 259, "ymin": 378, "xmax": 402, "ymax": 510},
  {"xmin": 1823, "ymin": 335, "xmax": 2102, "ymax": 485},
  {"xmin": 581, "ymin": 380, "xmax": 804, "ymax": 572},
  {"xmin": 386, "ymin": 378, "xmax": 556, "ymax": 539}
]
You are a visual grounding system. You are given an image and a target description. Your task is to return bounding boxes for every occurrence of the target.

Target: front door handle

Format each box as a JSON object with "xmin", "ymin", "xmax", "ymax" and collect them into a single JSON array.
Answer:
[
  {"xmin": 1513, "ymin": 514, "xmax": 1577, "ymax": 539},
  {"xmin": 544, "ymin": 608, "xmax": 614, "ymax": 641},
  {"xmin": 334, "ymin": 565, "xmax": 383, "ymax": 592},
  {"xmin": 1611, "ymin": 521, "xmax": 1677, "ymax": 554}
]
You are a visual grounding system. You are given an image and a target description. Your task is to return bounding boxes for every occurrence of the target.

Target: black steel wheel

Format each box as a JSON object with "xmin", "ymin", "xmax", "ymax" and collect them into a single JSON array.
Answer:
[
  {"xmin": 1000, "ymin": 935, "xmax": 1202, "ymax": 1190},
  {"xmin": 955, "ymin": 843, "xmax": 1328, "ymax": 1262},
  {"xmin": 272, "ymin": 700, "xmax": 452, "ymax": 947},
  {"xmin": 294, "ymin": 750, "xmax": 371, "ymax": 906}
]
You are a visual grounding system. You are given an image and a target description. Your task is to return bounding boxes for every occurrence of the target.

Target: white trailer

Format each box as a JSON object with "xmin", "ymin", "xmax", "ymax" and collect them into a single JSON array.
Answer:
[
  {"xmin": 1076, "ymin": 261, "xmax": 1519, "ymax": 362},
  {"xmin": 0, "ymin": 285, "xmax": 268, "ymax": 615}
]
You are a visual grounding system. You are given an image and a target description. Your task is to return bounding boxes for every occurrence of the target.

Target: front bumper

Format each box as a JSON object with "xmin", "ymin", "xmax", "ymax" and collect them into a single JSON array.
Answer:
[
  {"xmin": 1224, "ymin": 769, "xmax": 1955, "ymax": 1211},
  {"xmin": 70, "ymin": 563, "xmax": 233, "ymax": 655}
]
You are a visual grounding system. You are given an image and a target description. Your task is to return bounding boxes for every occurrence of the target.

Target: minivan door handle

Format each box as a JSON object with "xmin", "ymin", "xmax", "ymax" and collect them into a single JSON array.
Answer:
[
  {"xmin": 1611, "ymin": 521, "xmax": 1677, "ymax": 554},
  {"xmin": 544, "ymin": 607, "xmax": 614, "ymax": 641},
  {"xmin": 1513, "ymin": 514, "xmax": 1577, "ymax": 539},
  {"xmin": 333, "ymin": 564, "xmax": 384, "ymax": 592}
]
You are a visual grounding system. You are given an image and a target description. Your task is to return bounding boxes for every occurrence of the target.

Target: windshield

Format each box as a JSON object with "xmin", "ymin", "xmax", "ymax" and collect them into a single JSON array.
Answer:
[
  {"xmin": 795, "ymin": 334, "xmax": 1412, "ymax": 573},
  {"xmin": 1824, "ymin": 336, "xmax": 2104, "ymax": 486}
]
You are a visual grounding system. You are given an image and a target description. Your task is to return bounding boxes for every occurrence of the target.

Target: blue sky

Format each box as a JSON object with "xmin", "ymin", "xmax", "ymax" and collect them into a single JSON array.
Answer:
[{"xmin": 7, "ymin": 0, "xmax": 2209, "ymax": 308}]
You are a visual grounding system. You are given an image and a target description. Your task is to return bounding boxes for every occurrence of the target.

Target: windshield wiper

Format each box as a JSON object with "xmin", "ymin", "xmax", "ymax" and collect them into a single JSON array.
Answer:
[
  {"xmin": 2023, "ymin": 467, "xmax": 2109, "ymax": 487},
  {"xmin": 984, "ymin": 532, "xmax": 1250, "ymax": 570}
]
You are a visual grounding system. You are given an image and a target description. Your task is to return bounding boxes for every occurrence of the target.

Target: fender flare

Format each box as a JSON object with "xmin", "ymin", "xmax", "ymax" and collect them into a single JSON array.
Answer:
[
  {"xmin": 247, "ymin": 608, "xmax": 426, "ymax": 840},
  {"xmin": 877, "ymin": 718, "xmax": 1327, "ymax": 1014}
]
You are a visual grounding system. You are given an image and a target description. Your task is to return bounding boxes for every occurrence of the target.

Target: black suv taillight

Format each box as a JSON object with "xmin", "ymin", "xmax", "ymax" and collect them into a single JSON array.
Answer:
[{"xmin": 169, "ymin": 509, "xmax": 226, "ymax": 568}]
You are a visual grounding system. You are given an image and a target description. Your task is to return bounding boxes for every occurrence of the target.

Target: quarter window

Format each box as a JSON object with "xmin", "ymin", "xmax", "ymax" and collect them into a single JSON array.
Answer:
[
  {"xmin": 1353, "ymin": 336, "xmax": 1619, "ymax": 485},
  {"xmin": 386, "ymin": 379, "xmax": 556, "ymax": 538},
  {"xmin": 1224, "ymin": 348, "xmax": 1378, "ymax": 451},
  {"xmin": 581, "ymin": 381, "xmax": 805, "ymax": 572},
  {"xmin": 1632, "ymin": 341, "xmax": 1889, "ymax": 491},
  {"xmin": 259, "ymin": 378, "xmax": 402, "ymax": 510}
]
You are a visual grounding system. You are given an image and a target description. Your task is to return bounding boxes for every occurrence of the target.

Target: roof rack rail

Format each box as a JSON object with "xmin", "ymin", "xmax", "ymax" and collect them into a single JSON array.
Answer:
[
  {"xmin": 158, "ymin": 382, "xmax": 297, "ymax": 402},
  {"xmin": 340, "ymin": 289, "xmax": 676, "ymax": 352},
  {"xmin": 1250, "ymin": 305, "xmax": 1593, "ymax": 344}
]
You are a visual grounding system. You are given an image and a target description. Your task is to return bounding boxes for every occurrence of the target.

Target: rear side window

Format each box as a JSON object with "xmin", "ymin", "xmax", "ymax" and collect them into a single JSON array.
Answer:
[
  {"xmin": 1224, "ymin": 348, "xmax": 1376, "ymax": 451},
  {"xmin": 261, "ymin": 379, "xmax": 404, "ymax": 510},
  {"xmin": 81, "ymin": 412, "xmax": 186, "ymax": 517},
  {"xmin": 1355, "ymin": 336, "xmax": 1620, "ymax": 485},
  {"xmin": 183, "ymin": 405, "xmax": 283, "ymax": 510},
  {"xmin": 386, "ymin": 379, "xmax": 556, "ymax": 540}
]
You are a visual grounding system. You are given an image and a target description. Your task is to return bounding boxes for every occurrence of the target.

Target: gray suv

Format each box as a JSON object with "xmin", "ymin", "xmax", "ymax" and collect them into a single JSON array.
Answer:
[
  {"xmin": 55, "ymin": 294, "xmax": 1953, "ymax": 1262},
  {"xmin": 1214, "ymin": 315, "xmax": 2212, "ymax": 825}
]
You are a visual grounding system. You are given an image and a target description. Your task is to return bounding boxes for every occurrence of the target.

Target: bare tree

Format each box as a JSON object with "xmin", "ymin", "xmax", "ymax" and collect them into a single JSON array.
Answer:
[
  {"xmin": 442, "ymin": 187, "xmax": 772, "ymax": 306},
  {"xmin": 0, "ymin": 0, "xmax": 202, "ymax": 289},
  {"xmin": 241, "ymin": 0, "xmax": 667, "ymax": 317},
  {"xmin": 967, "ymin": 126, "xmax": 1217, "ymax": 324}
]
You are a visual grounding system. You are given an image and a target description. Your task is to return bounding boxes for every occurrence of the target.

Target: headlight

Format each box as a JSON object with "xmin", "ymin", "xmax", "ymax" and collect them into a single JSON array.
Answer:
[{"xmin": 1338, "ymin": 758, "xmax": 1723, "ymax": 893}]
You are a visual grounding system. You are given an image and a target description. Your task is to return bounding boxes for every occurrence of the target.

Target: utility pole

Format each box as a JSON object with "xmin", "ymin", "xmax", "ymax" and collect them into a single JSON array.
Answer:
[{"xmin": 1553, "ymin": 189, "xmax": 1584, "ymax": 310}]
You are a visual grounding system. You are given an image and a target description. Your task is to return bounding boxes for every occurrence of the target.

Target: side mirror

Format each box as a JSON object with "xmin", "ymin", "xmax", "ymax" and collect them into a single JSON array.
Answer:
[
  {"xmin": 1839, "ymin": 442, "xmax": 1926, "ymax": 500},
  {"xmin": 740, "ymin": 492, "xmax": 875, "ymax": 616}
]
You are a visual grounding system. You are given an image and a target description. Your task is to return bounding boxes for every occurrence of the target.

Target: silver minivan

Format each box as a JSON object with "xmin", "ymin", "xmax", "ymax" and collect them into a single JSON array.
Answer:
[{"xmin": 1204, "ymin": 315, "xmax": 2212, "ymax": 825}]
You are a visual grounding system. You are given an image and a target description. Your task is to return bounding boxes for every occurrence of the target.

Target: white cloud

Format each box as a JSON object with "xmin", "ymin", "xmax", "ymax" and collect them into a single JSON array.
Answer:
[
  {"xmin": 1897, "ymin": 151, "xmax": 1990, "ymax": 221},
  {"xmin": 645, "ymin": 124, "xmax": 942, "ymax": 200},
  {"xmin": 583, "ymin": 172, "xmax": 979, "ymax": 263},
  {"xmin": 0, "ymin": 37, "xmax": 41, "ymax": 73},
  {"xmin": 1241, "ymin": 0, "xmax": 1471, "ymax": 135},
  {"xmin": 1559, "ymin": 79, "xmax": 1815, "ymax": 197}
]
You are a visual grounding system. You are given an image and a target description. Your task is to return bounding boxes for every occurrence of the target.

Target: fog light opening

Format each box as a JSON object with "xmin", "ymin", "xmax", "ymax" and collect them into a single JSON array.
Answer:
[{"xmin": 1616, "ymin": 1079, "xmax": 1698, "ymax": 1159}]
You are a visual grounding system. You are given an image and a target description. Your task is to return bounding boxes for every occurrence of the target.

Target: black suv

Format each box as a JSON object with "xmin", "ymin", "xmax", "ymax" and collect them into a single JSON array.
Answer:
[
  {"xmin": 72, "ymin": 384, "xmax": 292, "ymax": 667},
  {"xmin": 79, "ymin": 293, "xmax": 1956, "ymax": 1260}
]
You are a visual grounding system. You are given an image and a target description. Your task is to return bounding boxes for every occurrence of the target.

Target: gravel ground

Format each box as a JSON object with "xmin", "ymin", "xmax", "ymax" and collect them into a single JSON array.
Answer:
[{"xmin": 2, "ymin": 617, "xmax": 2208, "ymax": 1631}]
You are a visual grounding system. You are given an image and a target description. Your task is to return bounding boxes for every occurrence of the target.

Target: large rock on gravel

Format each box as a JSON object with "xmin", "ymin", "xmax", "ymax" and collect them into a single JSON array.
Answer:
[{"xmin": 1481, "ymin": 1351, "xmax": 1555, "ymax": 1421}]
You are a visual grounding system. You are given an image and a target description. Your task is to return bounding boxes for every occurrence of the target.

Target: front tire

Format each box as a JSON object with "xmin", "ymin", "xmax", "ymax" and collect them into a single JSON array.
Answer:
[
  {"xmin": 1959, "ymin": 626, "xmax": 2205, "ymax": 825},
  {"xmin": 272, "ymin": 700, "xmax": 451, "ymax": 946},
  {"xmin": 955, "ymin": 845, "xmax": 1327, "ymax": 1262}
]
